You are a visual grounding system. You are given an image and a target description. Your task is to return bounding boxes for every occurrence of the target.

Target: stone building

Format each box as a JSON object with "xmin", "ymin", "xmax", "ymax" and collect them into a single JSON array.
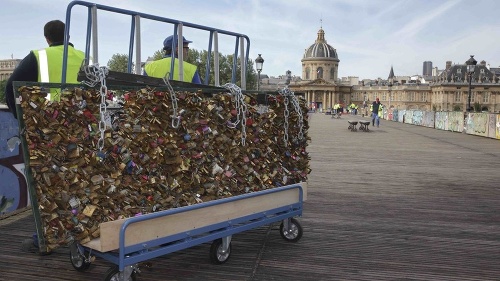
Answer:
[
  {"xmin": 430, "ymin": 59, "xmax": 500, "ymax": 112},
  {"xmin": 352, "ymin": 60, "xmax": 500, "ymax": 113},
  {"xmin": 288, "ymin": 28, "xmax": 353, "ymax": 112},
  {"xmin": 285, "ymin": 27, "xmax": 500, "ymax": 114},
  {"xmin": 0, "ymin": 59, "xmax": 21, "ymax": 81}
]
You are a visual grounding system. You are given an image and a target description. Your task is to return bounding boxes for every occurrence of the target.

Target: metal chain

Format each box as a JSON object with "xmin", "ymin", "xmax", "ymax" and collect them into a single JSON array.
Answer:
[
  {"xmin": 162, "ymin": 76, "xmax": 180, "ymax": 128},
  {"xmin": 223, "ymin": 83, "xmax": 248, "ymax": 146},
  {"xmin": 279, "ymin": 86, "xmax": 304, "ymax": 142},
  {"xmin": 290, "ymin": 91, "xmax": 304, "ymax": 140},
  {"xmin": 82, "ymin": 64, "xmax": 109, "ymax": 152},
  {"xmin": 98, "ymin": 72, "xmax": 108, "ymax": 152},
  {"xmin": 278, "ymin": 87, "xmax": 290, "ymax": 146}
]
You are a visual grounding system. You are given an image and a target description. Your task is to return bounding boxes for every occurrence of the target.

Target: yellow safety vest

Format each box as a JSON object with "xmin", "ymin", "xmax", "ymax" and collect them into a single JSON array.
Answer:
[
  {"xmin": 144, "ymin": 57, "xmax": 197, "ymax": 82},
  {"xmin": 33, "ymin": 45, "xmax": 85, "ymax": 101},
  {"xmin": 378, "ymin": 105, "xmax": 384, "ymax": 117}
]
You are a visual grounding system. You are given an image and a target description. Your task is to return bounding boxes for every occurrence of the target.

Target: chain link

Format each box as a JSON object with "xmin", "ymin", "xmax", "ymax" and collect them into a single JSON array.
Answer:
[
  {"xmin": 290, "ymin": 91, "xmax": 304, "ymax": 141},
  {"xmin": 278, "ymin": 86, "xmax": 304, "ymax": 144},
  {"xmin": 82, "ymin": 64, "xmax": 109, "ymax": 152},
  {"xmin": 278, "ymin": 87, "xmax": 290, "ymax": 146},
  {"xmin": 162, "ymin": 76, "xmax": 180, "ymax": 129},
  {"xmin": 223, "ymin": 83, "xmax": 248, "ymax": 146}
]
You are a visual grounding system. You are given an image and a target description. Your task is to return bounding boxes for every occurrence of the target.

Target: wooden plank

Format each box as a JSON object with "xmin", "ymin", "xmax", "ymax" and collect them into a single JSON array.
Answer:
[{"xmin": 85, "ymin": 185, "xmax": 302, "ymax": 252}]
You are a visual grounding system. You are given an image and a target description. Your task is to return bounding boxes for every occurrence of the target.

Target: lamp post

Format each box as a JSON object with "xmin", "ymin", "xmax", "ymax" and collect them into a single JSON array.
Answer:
[
  {"xmin": 466, "ymin": 55, "xmax": 477, "ymax": 112},
  {"xmin": 285, "ymin": 70, "xmax": 291, "ymax": 85},
  {"xmin": 255, "ymin": 54, "xmax": 264, "ymax": 91},
  {"xmin": 388, "ymin": 78, "xmax": 393, "ymax": 109},
  {"xmin": 363, "ymin": 92, "xmax": 367, "ymax": 117}
]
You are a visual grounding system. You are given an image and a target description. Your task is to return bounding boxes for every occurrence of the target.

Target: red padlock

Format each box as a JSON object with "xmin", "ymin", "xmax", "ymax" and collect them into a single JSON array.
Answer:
[{"xmin": 246, "ymin": 118, "xmax": 253, "ymax": 126}]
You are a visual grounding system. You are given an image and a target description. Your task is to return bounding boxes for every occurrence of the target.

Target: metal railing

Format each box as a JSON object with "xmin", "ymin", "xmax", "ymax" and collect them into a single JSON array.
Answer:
[{"xmin": 62, "ymin": 0, "xmax": 250, "ymax": 88}]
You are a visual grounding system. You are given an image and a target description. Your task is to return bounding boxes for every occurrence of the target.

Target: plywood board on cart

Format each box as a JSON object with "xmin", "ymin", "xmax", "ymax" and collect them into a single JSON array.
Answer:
[{"xmin": 84, "ymin": 185, "xmax": 302, "ymax": 252}]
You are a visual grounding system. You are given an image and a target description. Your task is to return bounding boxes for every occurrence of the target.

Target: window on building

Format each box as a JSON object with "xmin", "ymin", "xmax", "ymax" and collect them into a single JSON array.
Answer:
[
  {"xmin": 317, "ymin": 67, "xmax": 323, "ymax": 79},
  {"xmin": 305, "ymin": 67, "xmax": 310, "ymax": 80},
  {"xmin": 454, "ymin": 91, "xmax": 461, "ymax": 102},
  {"xmin": 457, "ymin": 68, "xmax": 461, "ymax": 74},
  {"xmin": 330, "ymin": 68, "xmax": 335, "ymax": 80},
  {"xmin": 480, "ymin": 68, "xmax": 485, "ymax": 74},
  {"xmin": 483, "ymin": 92, "xmax": 490, "ymax": 103},
  {"xmin": 410, "ymin": 92, "xmax": 416, "ymax": 102}
]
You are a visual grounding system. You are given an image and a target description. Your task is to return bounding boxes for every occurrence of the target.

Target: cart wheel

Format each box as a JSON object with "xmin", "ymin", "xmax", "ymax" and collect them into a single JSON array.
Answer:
[
  {"xmin": 69, "ymin": 243, "xmax": 91, "ymax": 272},
  {"xmin": 209, "ymin": 238, "xmax": 231, "ymax": 264},
  {"xmin": 280, "ymin": 218, "xmax": 303, "ymax": 242},
  {"xmin": 103, "ymin": 266, "xmax": 137, "ymax": 281}
]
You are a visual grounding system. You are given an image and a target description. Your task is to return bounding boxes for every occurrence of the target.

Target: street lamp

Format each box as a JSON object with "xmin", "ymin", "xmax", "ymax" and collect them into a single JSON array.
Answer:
[
  {"xmin": 285, "ymin": 70, "xmax": 291, "ymax": 85},
  {"xmin": 388, "ymin": 78, "xmax": 393, "ymax": 109},
  {"xmin": 466, "ymin": 55, "xmax": 477, "ymax": 112},
  {"xmin": 363, "ymin": 92, "xmax": 367, "ymax": 117},
  {"xmin": 255, "ymin": 54, "xmax": 264, "ymax": 91}
]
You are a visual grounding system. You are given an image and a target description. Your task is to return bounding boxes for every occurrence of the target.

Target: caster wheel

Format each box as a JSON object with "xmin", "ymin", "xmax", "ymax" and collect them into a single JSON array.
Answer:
[
  {"xmin": 69, "ymin": 243, "xmax": 91, "ymax": 272},
  {"xmin": 280, "ymin": 218, "xmax": 303, "ymax": 242},
  {"xmin": 104, "ymin": 266, "xmax": 137, "ymax": 281},
  {"xmin": 210, "ymin": 238, "xmax": 231, "ymax": 264}
]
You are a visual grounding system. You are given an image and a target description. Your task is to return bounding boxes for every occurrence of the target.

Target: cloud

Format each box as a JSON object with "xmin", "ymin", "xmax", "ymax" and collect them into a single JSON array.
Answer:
[{"xmin": 392, "ymin": 0, "xmax": 462, "ymax": 40}]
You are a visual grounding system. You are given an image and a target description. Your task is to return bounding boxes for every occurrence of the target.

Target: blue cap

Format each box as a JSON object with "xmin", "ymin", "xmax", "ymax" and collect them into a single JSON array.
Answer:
[{"xmin": 163, "ymin": 35, "xmax": 192, "ymax": 49}]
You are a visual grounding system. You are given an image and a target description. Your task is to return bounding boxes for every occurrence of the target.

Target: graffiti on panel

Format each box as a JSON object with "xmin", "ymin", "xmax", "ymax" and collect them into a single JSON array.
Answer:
[
  {"xmin": 497, "ymin": 115, "xmax": 500, "ymax": 139},
  {"xmin": 405, "ymin": 110, "xmax": 413, "ymax": 124},
  {"xmin": 435, "ymin": 112, "xmax": 446, "ymax": 130},
  {"xmin": 448, "ymin": 112, "xmax": 464, "ymax": 132},
  {"xmin": 488, "ymin": 114, "xmax": 497, "ymax": 139},
  {"xmin": 0, "ymin": 109, "xmax": 28, "ymax": 215},
  {"xmin": 412, "ymin": 111, "xmax": 423, "ymax": 126},
  {"xmin": 398, "ymin": 110, "xmax": 405, "ymax": 123},
  {"xmin": 422, "ymin": 111, "xmax": 435, "ymax": 128},
  {"xmin": 466, "ymin": 113, "xmax": 488, "ymax": 137},
  {"xmin": 392, "ymin": 109, "xmax": 399, "ymax": 122}
]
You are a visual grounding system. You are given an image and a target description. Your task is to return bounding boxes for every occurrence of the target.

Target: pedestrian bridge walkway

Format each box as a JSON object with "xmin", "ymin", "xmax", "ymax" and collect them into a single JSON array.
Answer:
[{"xmin": 1, "ymin": 112, "xmax": 500, "ymax": 280}]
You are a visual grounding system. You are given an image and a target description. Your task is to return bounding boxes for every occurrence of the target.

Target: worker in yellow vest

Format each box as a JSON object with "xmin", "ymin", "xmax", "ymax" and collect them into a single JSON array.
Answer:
[
  {"xmin": 5, "ymin": 20, "xmax": 85, "ymax": 118},
  {"xmin": 371, "ymin": 98, "xmax": 384, "ymax": 127},
  {"xmin": 144, "ymin": 35, "xmax": 201, "ymax": 84},
  {"xmin": 349, "ymin": 103, "xmax": 355, "ymax": 115}
]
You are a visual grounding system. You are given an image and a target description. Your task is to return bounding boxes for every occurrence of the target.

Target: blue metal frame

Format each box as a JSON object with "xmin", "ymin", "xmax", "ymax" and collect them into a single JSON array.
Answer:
[
  {"xmin": 62, "ymin": 0, "xmax": 251, "ymax": 85},
  {"xmin": 79, "ymin": 184, "xmax": 303, "ymax": 271}
]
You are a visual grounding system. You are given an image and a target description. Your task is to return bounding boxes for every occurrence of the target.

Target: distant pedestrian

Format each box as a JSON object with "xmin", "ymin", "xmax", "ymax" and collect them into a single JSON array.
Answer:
[{"xmin": 371, "ymin": 98, "xmax": 383, "ymax": 127}]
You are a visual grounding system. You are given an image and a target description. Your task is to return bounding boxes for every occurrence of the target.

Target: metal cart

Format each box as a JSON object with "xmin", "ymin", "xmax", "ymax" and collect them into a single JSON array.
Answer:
[{"xmin": 69, "ymin": 183, "xmax": 305, "ymax": 280}]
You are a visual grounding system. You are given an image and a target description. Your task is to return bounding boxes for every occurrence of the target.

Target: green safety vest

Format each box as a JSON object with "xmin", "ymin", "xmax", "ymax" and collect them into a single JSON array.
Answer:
[
  {"xmin": 144, "ymin": 57, "xmax": 197, "ymax": 82},
  {"xmin": 33, "ymin": 45, "xmax": 85, "ymax": 101}
]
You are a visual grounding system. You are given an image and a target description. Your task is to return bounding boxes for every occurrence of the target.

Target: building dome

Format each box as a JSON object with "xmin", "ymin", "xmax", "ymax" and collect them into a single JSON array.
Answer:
[{"xmin": 303, "ymin": 28, "xmax": 338, "ymax": 59}]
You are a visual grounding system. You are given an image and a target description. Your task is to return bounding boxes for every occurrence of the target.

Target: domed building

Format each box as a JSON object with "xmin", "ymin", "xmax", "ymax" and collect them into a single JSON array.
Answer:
[
  {"xmin": 289, "ymin": 28, "xmax": 354, "ymax": 112},
  {"xmin": 302, "ymin": 28, "xmax": 339, "ymax": 81}
]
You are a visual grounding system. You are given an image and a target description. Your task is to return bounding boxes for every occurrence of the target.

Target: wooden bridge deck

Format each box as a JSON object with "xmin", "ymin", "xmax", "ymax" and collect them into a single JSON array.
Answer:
[{"xmin": 1, "ymin": 113, "xmax": 500, "ymax": 281}]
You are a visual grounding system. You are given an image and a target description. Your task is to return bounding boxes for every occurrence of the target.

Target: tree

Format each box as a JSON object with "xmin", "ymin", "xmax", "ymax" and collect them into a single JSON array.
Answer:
[
  {"xmin": 151, "ymin": 50, "xmax": 163, "ymax": 61},
  {"xmin": 107, "ymin": 53, "xmax": 134, "ymax": 73},
  {"xmin": 473, "ymin": 102, "xmax": 481, "ymax": 112}
]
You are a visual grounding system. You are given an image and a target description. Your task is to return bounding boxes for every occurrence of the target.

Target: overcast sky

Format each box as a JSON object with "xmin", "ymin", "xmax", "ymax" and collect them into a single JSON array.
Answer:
[{"xmin": 2, "ymin": 0, "xmax": 500, "ymax": 80}]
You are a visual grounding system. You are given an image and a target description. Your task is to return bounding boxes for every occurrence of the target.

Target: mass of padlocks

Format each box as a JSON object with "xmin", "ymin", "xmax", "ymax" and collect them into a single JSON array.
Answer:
[{"xmin": 18, "ymin": 84, "xmax": 310, "ymax": 250}]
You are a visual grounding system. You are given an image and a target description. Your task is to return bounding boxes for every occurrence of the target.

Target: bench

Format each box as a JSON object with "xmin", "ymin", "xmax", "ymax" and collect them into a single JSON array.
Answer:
[
  {"xmin": 359, "ymin": 121, "xmax": 370, "ymax": 132},
  {"xmin": 347, "ymin": 120, "xmax": 358, "ymax": 131}
]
